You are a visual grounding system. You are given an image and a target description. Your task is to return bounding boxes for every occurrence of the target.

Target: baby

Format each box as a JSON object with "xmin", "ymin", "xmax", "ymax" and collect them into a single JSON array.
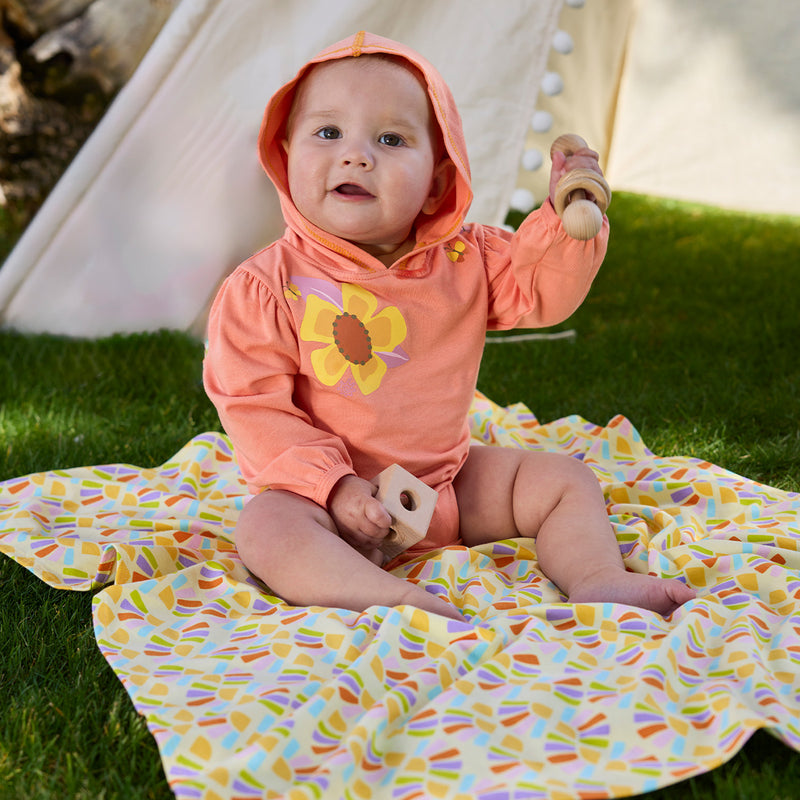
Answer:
[{"xmin": 204, "ymin": 32, "xmax": 695, "ymax": 621}]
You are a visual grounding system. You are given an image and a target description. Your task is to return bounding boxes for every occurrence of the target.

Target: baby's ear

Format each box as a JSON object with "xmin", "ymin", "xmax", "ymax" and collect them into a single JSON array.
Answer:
[{"xmin": 422, "ymin": 158, "xmax": 456, "ymax": 215}]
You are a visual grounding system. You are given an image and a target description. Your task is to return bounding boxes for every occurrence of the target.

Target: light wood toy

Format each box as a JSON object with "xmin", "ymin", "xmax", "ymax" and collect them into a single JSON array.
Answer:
[
  {"xmin": 550, "ymin": 133, "xmax": 612, "ymax": 241},
  {"xmin": 373, "ymin": 464, "xmax": 438, "ymax": 561}
]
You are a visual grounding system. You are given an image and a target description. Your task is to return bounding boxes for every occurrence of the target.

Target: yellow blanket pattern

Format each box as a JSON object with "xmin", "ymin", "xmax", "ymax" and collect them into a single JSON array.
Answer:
[{"xmin": 1, "ymin": 392, "xmax": 799, "ymax": 799}]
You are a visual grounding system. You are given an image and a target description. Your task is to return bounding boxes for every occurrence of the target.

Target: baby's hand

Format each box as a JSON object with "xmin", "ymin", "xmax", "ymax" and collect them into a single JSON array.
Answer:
[
  {"xmin": 548, "ymin": 144, "xmax": 603, "ymax": 206},
  {"xmin": 328, "ymin": 475, "xmax": 392, "ymax": 563}
]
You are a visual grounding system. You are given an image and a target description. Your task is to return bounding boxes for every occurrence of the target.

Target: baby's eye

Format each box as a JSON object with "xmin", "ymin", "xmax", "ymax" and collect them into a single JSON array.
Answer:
[
  {"xmin": 379, "ymin": 133, "xmax": 404, "ymax": 147},
  {"xmin": 315, "ymin": 126, "xmax": 341, "ymax": 140}
]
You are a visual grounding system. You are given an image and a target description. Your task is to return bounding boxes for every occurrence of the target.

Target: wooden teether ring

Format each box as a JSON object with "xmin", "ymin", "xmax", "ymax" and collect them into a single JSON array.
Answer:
[{"xmin": 550, "ymin": 134, "xmax": 611, "ymax": 240}]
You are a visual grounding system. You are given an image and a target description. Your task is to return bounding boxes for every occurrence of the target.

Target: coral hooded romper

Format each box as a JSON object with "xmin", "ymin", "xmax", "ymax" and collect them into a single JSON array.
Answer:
[{"xmin": 203, "ymin": 32, "xmax": 609, "ymax": 560}]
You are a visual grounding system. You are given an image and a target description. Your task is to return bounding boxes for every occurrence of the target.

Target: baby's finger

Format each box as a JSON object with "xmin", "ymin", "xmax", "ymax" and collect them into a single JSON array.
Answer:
[
  {"xmin": 573, "ymin": 145, "xmax": 599, "ymax": 161},
  {"xmin": 338, "ymin": 528, "xmax": 375, "ymax": 551},
  {"xmin": 341, "ymin": 511, "xmax": 390, "ymax": 549},
  {"xmin": 365, "ymin": 546, "xmax": 387, "ymax": 567},
  {"xmin": 364, "ymin": 496, "xmax": 392, "ymax": 531},
  {"xmin": 564, "ymin": 150, "xmax": 602, "ymax": 175},
  {"xmin": 551, "ymin": 149, "xmax": 567, "ymax": 172}
]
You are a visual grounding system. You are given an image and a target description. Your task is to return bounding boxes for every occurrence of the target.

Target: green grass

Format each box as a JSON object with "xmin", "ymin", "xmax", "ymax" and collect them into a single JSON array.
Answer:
[
  {"xmin": 0, "ymin": 330, "xmax": 221, "ymax": 480},
  {"xmin": 1, "ymin": 192, "xmax": 799, "ymax": 798},
  {"xmin": 0, "ymin": 565, "xmax": 171, "ymax": 800},
  {"xmin": 498, "ymin": 194, "xmax": 800, "ymax": 492}
]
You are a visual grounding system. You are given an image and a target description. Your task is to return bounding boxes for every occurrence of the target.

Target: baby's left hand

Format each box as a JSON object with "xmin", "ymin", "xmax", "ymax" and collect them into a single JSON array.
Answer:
[
  {"xmin": 549, "ymin": 145, "xmax": 603, "ymax": 206},
  {"xmin": 328, "ymin": 475, "xmax": 392, "ymax": 564}
]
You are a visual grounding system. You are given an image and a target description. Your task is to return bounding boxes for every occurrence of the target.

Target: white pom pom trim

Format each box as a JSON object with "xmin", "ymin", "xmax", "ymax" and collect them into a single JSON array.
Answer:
[
  {"xmin": 531, "ymin": 110, "xmax": 553, "ymax": 133},
  {"xmin": 509, "ymin": 188, "xmax": 536, "ymax": 213},
  {"xmin": 552, "ymin": 30, "xmax": 574, "ymax": 54},
  {"xmin": 541, "ymin": 71, "xmax": 564, "ymax": 96},
  {"xmin": 522, "ymin": 149, "xmax": 544, "ymax": 171}
]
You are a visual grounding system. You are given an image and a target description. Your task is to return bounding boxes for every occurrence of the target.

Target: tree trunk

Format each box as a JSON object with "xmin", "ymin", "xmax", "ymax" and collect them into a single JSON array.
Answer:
[{"xmin": 0, "ymin": 0, "xmax": 178, "ymax": 222}]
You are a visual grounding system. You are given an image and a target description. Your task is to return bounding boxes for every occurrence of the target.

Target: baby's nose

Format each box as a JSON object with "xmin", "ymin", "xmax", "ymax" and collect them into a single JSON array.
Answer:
[{"xmin": 342, "ymin": 143, "xmax": 374, "ymax": 169}]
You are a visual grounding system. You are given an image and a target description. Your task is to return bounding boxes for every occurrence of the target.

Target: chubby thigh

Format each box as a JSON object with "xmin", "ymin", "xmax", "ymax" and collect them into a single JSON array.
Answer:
[{"xmin": 453, "ymin": 444, "xmax": 603, "ymax": 546}]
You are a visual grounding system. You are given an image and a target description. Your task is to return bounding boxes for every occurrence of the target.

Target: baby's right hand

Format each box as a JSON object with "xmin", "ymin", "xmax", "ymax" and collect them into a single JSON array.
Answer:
[
  {"xmin": 328, "ymin": 475, "xmax": 392, "ymax": 562},
  {"xmin": 548, "ymin": 144, "xmax": 603, "ymax": 206}
]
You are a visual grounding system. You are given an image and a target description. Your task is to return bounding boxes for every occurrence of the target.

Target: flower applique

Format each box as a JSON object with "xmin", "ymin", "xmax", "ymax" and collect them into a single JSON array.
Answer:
[{"xmin": 297, "ymin": 279, "xmax": 408, "ymax": 395}]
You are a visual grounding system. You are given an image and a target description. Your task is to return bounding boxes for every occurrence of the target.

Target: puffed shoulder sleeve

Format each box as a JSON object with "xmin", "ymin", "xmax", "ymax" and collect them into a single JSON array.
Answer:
[
  {"xmin": 483, "ymin": 199, "xmax": 609, "ymax": 330},
  {"xmin": 203, "ymin": 267, "xmax": 354, "ymax": 504}
]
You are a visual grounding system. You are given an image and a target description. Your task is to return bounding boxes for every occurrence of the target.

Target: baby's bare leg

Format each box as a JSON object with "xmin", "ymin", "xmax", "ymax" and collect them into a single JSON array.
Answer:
[
  {"xmin": 234, "ymin": 489, "xmax": 463, "ymax": 621},
  {"xmin": 453, "ymin": 446, "xmax": 695, "ymax": 616}
]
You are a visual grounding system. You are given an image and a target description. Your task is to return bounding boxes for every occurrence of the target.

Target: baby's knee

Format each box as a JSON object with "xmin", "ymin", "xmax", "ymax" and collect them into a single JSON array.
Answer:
[
  {"xmin": 519, "ymin": 451, "xmax": 600, "ymax": 500},
  {"xmin": 559, "ymin": 452, "xmax": 598, "ymax": 484},
  {"xmin": 235, "ymin": 489, "xmax": 334, "ymax": 558}
]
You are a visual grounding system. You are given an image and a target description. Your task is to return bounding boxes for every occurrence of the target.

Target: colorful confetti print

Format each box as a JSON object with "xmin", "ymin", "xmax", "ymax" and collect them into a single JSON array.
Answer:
[{"xmin": 1, "ymin": 393, "xmax": 799, "ymax": 799}]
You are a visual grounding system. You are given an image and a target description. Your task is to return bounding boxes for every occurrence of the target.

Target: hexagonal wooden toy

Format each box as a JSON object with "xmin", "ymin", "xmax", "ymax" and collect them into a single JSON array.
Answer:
[{"xmin": 373, "ymin": 464, "xmax": 438, "ymax": 560}]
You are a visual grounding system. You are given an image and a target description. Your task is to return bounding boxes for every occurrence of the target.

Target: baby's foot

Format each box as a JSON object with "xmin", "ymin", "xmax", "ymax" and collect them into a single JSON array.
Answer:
[{"xmin": 568, "ymin": 570, "xmax": 696, "ymax": 617}]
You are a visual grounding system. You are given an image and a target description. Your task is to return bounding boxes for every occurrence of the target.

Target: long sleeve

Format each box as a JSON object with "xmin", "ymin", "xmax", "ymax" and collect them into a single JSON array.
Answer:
[
  {"xmin": 203, "ymin": 267, "xmax": 355, "ymax": 503},
  {"xmin": 483, "ymin": 200, "xmax": 609, "ymax": 330}
]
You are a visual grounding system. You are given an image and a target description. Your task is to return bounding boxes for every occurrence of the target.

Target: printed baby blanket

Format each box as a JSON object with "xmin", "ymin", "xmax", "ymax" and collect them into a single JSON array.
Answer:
[{"xmin": 1, "ymin": 392, "xmax": 799, "ymax": 799}]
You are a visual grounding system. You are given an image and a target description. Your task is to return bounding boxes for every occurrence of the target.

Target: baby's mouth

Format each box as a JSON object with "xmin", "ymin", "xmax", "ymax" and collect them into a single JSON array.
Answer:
[{"xmin": 334, "ymin": 183, "xmax": 374, "ymax": 198}]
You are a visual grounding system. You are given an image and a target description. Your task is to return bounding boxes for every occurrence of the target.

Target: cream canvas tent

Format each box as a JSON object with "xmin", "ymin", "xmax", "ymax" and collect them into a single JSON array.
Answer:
[
  {"xmin": 1, "ymin": 0, "xmax": 798, "ymax": 338},
  {"xmin": 520, "ymin": 0, "xmax": 800, "ymax": 218}
]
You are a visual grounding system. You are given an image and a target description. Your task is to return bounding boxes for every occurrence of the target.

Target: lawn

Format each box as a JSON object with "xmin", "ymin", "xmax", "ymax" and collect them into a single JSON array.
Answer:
[{"xmin": 1, "ymin": 192, "xmax": 799, "ymax": 798}]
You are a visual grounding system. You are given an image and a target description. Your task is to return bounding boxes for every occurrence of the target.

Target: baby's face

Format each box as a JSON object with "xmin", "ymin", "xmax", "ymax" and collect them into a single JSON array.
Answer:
[{"xmin": 283, "ymin": 57, "xmax": 442, "ymax": 260}]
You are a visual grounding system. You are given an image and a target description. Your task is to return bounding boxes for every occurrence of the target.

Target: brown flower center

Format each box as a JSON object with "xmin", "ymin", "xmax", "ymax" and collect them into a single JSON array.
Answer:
[{"xmin": 332, "ymin": 312, "xmax": 372, "ymax": 365}]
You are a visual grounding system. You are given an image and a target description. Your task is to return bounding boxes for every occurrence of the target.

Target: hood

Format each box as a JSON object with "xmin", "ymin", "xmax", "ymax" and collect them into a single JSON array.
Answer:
[{"xmin": 257, "ymin": 31, "xmax": 473, "ymax": 264}]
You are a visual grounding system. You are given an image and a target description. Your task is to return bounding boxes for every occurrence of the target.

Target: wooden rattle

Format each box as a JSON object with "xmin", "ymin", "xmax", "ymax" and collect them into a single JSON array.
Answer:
[
  {"xmin": 373, "ymin": 464, "xmax": 438, "ymax": 560},
  {"xmin": 550, "ymin": 133, "xmax": 611, "ymax": 240}
]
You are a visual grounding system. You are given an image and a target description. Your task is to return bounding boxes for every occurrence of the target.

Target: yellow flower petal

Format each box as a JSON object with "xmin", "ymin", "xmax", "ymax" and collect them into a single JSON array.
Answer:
[
  {"xmin": 342, "ymin": 283, "xmax": 378, "ymax": 322},
  {"xmin": 365, "ymin": 305, "xmax": 407, "ymax": 351},
  {"xmin": 352, "ymin": 355, "xmax": 387, "ymax": 395},
  {"xmin": 310, "ymin": 344, "xmax": 349, "ymax": 386},
  {"xmin": 300, "ymin": 295, "xmax": 339, "ymax": 344}
]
